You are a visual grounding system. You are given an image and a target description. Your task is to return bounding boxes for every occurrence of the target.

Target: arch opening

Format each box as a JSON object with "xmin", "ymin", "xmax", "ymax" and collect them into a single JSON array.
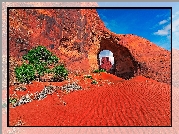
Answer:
[
  {"xmin": 98, "ymin": 50, "xmax": 116, "ymax": 74},
  {"xmin": 98, "ymin": 37, "xmax": 139, "ymax": 80}
]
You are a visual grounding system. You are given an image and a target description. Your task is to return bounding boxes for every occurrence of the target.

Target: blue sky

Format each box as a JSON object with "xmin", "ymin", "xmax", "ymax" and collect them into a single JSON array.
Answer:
[
  {"xmin": 96, "ymin": 8, "xmax": 171, "ymax": 51},
  {"xmin": 97, "ymin": 2, "xmax": 179, "ymax": 65}
]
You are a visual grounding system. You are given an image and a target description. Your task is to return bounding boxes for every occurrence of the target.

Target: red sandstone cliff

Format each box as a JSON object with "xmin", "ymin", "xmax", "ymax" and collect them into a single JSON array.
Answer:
[{"xmin": 9, "ymin": 8, "xmax": 171, "ymax": 84}]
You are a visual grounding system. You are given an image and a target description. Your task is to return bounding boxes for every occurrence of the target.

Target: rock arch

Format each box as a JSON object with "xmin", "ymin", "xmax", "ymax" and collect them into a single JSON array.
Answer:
[
  {"xmin": 8, "ymin": 8, "xmax": 171, "ymax": 84},
  {"xmin": 97, "ymin": 36, "xmax": 139, "ymax": 79}
]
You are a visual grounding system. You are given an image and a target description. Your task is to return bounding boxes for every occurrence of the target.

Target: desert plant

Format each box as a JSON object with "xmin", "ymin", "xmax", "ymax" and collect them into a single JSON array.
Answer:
[
  {"xmin": 9, "ymin": 97, "xmax": 18, "ymax": 105},
  {"xmin": 45, "ymin": 68, "xmax": 54, "ymax": 74},
  {"xmin": 52, "ymin": 64, "xmax": 68, "ymax": 81},
  {"xmin": 91, "ymin": 80, "xmax": 97, "ymax": 84},
  {"xmin": 15, "ymin": 63, "xmax": 35, "ymax": 84},
  {"xmin": 15, "ymin": 45, "xmax": 69, "ymax": 83},
  {"xmin": 22, "ymin": 46, "xmax": 59, "ymax": 65},
  {"xmin": 93, "ymin": 68, "xmax": 106, "ymax": 73},
  {"xmin": 33, "ymin": 62, "xmax": 49, "ymax": 78},
  {"xmin": 84, "ymin": 75, "xmax": 93, "ymax": 79}
]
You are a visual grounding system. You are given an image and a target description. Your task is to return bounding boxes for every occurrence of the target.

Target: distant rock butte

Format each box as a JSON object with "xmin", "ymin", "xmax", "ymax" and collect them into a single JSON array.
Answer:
[
  {"xmin": 100, "ymin": 57, "xmax": 112, "ymax": 72},
  {"xmin": 9, "ymin": 8, "xmax": 171, "ymax": 84}
]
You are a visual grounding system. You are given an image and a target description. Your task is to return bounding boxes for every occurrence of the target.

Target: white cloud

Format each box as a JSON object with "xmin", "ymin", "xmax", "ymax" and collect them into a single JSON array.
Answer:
[
  {"xmin": 154, "ymin": 24, "xmax": 171, "ymax": 36},
  {"xmin": 154, "ymin": 15, "xmax": 171, "ymax": 37},
  {"xmin": 154, "ymin": 30, "xmax": 168, "ymax": 36},
  {"xmin": 159, "ymin": 17, "xmax": 171, "ymax": 25},
  {"xmin": 159, "ymin": 20, "xmax": 167, "ymax": 25}
]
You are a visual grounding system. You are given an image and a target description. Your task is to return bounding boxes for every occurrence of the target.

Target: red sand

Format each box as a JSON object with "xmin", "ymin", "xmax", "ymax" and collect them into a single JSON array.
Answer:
[{"xmin": 9, "ymin": 73, "xmax": 171, "ymax": 126}]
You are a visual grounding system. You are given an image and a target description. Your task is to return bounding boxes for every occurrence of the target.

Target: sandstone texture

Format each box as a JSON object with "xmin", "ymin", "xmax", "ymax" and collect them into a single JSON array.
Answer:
[{"xmin": 9, "ymin": 8, "xmax": 171, "ymax": 84}]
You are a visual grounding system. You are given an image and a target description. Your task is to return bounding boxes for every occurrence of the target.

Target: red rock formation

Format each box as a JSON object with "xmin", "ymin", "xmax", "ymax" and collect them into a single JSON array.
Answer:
[
  {"xmin": 100, "ymin": 57, "xmax": 112, "ymax": 71},
  {"xmin": 9, "ymin": 8, "xmax": 171, "ymax": 84},
  {"xmin": 9, "ymin": 9, "xmax": 104, "ymax": 72}
]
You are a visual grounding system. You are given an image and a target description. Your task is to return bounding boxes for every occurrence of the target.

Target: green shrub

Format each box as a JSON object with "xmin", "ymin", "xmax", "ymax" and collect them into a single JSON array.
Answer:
[
  {"xmin": 45, "ymin": 68, "xmax": 53, "ymax": 74},
  {"xmin": 52, "ymin": 64, "xmax": 68, "ymax": 81},
  {"xmin": 91, "ymin": 80, "xmax": 97, "ymax": 84},
  {"xmin": 84, "ymin": 75, "xmax": 93, "ymax": 79},
  {"xmin": 93, "ymin": 68, "xmax": 106, "ymax": 73},
  {"xmin": 15, "ymin": 45, "xmax": 68, "ymax": 83},
  {"xmin": 9, "ymin": 97, "xmax": 18, "ymax": 105},
  {"xmin": 22, "ymin": 46, "xmax": 59, "ymax": 65},
  {"xmin": 47, "ymin": 55, "xmax": 59, "ymax": 65},
  {"xmin": 33, "ymin": 62, "xmax": 49, "ymax": 77},
  {"xmin": 15, "ymin": 63, "xmax": 35, "ymax": 84}
]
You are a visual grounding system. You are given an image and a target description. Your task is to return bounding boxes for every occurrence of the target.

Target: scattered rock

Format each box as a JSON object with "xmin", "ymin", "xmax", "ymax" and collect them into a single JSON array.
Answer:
[
  {"xmin": 34, "ymin": 85, "xmax": 56, "ymax": 100},
  {"xmin": 13, "ymin": 94, "xmax": 32, "ymax": 107},
  {"xmin": 61, "ymin": 82, "xmax": 82, "ymax": 93},
  {"xmin": 14, "ymin": 86, "xmax": 27, "ymax": 91},
  {"xmin": 11, "ymin": 83, "xmax": 82, "ymax": 107}
]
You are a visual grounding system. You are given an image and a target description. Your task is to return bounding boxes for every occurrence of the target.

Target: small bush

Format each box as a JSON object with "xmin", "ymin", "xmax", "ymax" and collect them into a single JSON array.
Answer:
[
  {"xmin": 84, "ymin": 75, "xmax": 93, "ymax": 79},
  {"xmin": 15, "ymin": 45, "xmax": 68, "ymax": 83},
  {"xmin": 15, "ymin": 63, "xmax": 35, "ymax": 84},
  {"xmin": 33, "ymin": 62, "xmax": 49, "ymax": 77},
  {"xmin": 52, "ymin": 64, "xmax": 68, "ymax": 81},
  {"xmin": 45, "ymin": 68, "xmax": 53, "ymax": 74},
  {"xmin": 22, "ymin": 46, "xmax": 59, "ymax": 65},
  {"xmin": 93, "ymin": 68, "xmax": 106, "ymax": 73},
  {"xmin": 9, "ymin": 97, "xmax": 18, "ymax": 104},
  {"xmin": 91, "ymin": 80, "xmax": 97, "ymax": 84}
]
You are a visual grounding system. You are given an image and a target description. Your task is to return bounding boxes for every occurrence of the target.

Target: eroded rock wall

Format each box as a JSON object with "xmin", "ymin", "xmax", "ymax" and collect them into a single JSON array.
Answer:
[
  {"xmin": 97, "ymin": 33, "xmax": 171, "ymax": 83},
  {"xmin": 9, "ymin": 9, "xmax": 105, "ymax": 73},
  {"xmin": 9, "ymin": 8, "xmax": 171, "ymax": 84}
]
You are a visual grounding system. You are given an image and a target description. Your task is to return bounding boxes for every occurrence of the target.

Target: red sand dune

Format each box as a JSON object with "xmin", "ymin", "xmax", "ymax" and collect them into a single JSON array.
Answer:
[{"xmin": 9, "ymin": 72, "xmax": 171, "ymax": 126}]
